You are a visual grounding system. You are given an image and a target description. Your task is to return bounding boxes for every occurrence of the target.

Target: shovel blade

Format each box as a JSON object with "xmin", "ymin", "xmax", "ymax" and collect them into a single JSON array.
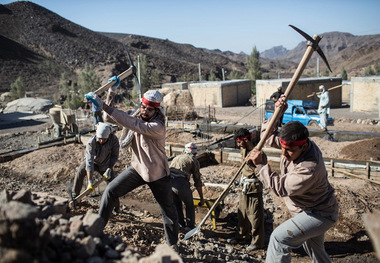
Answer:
[{"xmin": 183, "ymin": 227, "xmax": 201, "ymax": 240}]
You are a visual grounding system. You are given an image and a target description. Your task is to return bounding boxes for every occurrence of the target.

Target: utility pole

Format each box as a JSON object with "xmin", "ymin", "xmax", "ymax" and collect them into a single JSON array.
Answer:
[
  {"xmin": 316, "ymin": 57, "xmax": 320, "ymax": 77},
  {"xmin": 138, "ymin": 55, "xmax": 141, "ymax": 85},
  {"xmin": 222, "ymin": 68, "xmax": 225, "ymax": 81},
  {"xmin": 198, "ymin": 63, "xmax": 202, "ymax": 82}
]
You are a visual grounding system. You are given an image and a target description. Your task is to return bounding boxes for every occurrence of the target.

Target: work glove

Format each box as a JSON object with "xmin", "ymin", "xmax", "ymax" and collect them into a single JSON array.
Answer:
[
  {"xmin": 103, "ymin": 168, "xmax": 112, "ymax": 180},
  {"xmin": 87, "ymin": 180, "xmax": 94, "ymax": 192},
  {"xmin": 108, "ymin": 76, "xmax": 120, "ymax": 93},
  {"xmin": 85, "ymin": 92, "xmax": 104, "ymax": 108}
]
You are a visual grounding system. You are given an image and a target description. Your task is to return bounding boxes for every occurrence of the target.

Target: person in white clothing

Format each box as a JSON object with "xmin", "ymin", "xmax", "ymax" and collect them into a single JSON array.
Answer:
[{"xmin": 317, "ymin": 85, "xmax": 330, "ymax": 132}]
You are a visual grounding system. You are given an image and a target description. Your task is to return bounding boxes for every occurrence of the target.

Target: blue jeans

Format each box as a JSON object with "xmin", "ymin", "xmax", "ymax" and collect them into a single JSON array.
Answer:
[
  {"xmin": 266, "ymin": 211, "xmax": 336, "ymax": 263},
  {"xmin": 171, "ymin": 177, "xmax": 195, "ymax": 228},
  {"xmin": 99, "ymin": 166, "xmax": 179, "ymax": 245}
]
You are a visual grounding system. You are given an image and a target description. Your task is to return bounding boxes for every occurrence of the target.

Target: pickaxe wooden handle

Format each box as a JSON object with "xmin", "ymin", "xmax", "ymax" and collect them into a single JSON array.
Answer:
[
  {"xmin": 306, "ymin": 84, "xmax": 343, "ymax": 98},
  {"xmin": 93, "ymin": 66, "xmax": 136, "ymax": 95},
  {"xmin": 184, "ymin": 24, "xmax": 331, "ymax": 240},
  {"xmin": 68, "ymin": 168, "xmax": 111, "ymax": 209}
]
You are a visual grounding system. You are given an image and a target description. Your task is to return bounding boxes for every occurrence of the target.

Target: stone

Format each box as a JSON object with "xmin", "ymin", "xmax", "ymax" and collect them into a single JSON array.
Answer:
[
  {"xmin": 83, "ymin": 210, "xmax": 104, "ymax": 237},
  {"xmin": 0, "ymin": 190, "xmax": 11, "ymax": 205},
  {"xmin": 12, "ymin": 189, "xmax": 33, "ymax": 204},
  {"xmin": 80, "ymin": 236, "xmax": 96, "ymax": 257},
  {"xmin": 2, "ymin": 201, "xmax": 40, "ymax": 221},
  {"xmin": 70, "ymin": 219, "xmax": 83, "ymax": 234}
]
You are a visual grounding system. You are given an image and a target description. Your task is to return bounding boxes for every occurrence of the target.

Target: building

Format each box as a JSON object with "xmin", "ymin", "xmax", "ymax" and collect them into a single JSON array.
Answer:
[
  {"xmin": 351, "ymin": 76, "xmax": 380, "ymax": 114},
  {"xmin": 188, "ymin": 79, "xmax": 252, "ymax": 108},
  {"xmin": 256, "ymin": 77, "xmax": 342, "ymax": 108}
]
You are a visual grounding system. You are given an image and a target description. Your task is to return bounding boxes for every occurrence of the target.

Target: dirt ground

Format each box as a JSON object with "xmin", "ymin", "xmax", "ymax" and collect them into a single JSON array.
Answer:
[{"xmin": 1, "ymin": 105, "xmax": 380, "ymax": 262}]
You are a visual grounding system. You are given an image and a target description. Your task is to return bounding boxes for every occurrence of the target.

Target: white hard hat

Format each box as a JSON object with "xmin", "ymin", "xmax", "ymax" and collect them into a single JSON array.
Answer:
[
  {"xmin": 185, "ymin": 142, "xmax": 197, "ymax": 155},
  {"xmin": 319, "ymin": 85, "xmax": 325, "ymax": 91}
]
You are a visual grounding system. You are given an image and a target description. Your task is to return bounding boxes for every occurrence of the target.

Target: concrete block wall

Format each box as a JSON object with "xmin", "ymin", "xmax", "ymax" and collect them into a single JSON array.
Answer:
[
  {"xmin": 351, "ymin": 76, "xmax": 380, "ymax": 113},
  {"xmin": 189, "ymin": 79, "xmax": 251, "ymax": 108},
  {"xmin": 256, "ymin": 77, "xmax": 342, "ymax": 108}
]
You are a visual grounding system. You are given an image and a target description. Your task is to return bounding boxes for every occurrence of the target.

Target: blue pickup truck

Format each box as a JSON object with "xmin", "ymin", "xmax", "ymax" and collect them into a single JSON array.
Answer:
[{"xmin": 265, "ymin": 99, "xmax": 334, "ymax": 127}]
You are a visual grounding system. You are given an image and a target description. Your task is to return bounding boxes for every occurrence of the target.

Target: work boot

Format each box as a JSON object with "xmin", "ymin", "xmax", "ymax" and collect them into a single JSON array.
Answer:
[{"xmin": 227, "ymin": 236, "xmax": 250, "ymax": 245}]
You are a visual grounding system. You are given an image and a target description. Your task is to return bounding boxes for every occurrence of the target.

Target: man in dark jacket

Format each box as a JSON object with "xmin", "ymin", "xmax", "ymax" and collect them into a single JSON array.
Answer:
[{"xmin": 72, "ymin": 122, "xmax": 119, "ymax": 198}]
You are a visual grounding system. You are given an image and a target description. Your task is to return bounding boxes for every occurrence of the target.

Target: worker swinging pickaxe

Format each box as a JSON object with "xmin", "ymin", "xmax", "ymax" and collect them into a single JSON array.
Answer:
[{"xmin": 184, "ymin": 24, "xmax": 332, "ymax": 240}]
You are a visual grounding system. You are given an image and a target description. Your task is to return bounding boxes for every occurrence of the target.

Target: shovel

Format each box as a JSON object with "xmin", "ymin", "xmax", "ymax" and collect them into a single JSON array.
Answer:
[{"xmin": 184, "ymin": 24, "xmax": 331, "ymax": 240}]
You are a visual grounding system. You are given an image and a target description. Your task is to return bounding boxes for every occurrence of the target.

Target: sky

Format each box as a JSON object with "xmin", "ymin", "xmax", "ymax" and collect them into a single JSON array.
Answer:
[{"xmin": 2, "ymin": 0, "xmax": 380, "ymax": 54}]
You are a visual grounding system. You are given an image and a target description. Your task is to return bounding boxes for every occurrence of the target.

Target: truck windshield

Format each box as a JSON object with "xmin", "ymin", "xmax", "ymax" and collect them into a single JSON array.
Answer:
[{"xmin": 305, "ymin": 108, "xmax": 318, "ymax": 115}]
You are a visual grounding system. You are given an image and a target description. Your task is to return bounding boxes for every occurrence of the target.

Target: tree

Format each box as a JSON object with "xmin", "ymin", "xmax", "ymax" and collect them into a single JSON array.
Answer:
[
  {"xmin": 227, "ymin": 70, "xmax": 242, "ymax": 80},
  {"xmin": 341, "ymin": 67, "xmax": 348, "ymax": 80},
  {"xmin": 77, "ymin": 63, "xmax": 100, "ymax": 98},
  {"xmin": 364, "ymin": 65, "xmax": 375, "ymax": 76},
  {"xmin": 374, "ymin": 61, "xmax": 380, "ymax": 75},
  {"xmin": 10, "ymin": 76, "xmax": 26, "ymax": 100},
  {"xmin": 245, "ymin": 46, "xmax": 262, "ymax": 94},
  {"xmin": 322, "ymin": 68, "xmax": 330, "ymax": 77},
  {"xmin": 208, "ymin": 70, "xmax": 218, "ymax": 81}
]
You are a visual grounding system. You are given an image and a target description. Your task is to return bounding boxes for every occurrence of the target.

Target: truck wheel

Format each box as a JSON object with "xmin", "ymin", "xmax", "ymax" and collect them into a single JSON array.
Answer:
[{"xmin": 308, "ymin": 120, "xmax": 319, "ymax": 128}]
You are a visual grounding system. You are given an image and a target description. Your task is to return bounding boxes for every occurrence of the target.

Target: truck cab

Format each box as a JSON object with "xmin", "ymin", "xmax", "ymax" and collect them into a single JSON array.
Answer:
[{"xmin": 265, "ymin": 99, "xmax": 334, "ymax": 127}]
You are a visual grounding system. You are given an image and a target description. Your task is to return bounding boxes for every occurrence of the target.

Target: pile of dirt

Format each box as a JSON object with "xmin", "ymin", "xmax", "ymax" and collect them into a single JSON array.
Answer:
[{"xmin": 340, "ymin": 137, "xmax": 380, "ymax": 161}]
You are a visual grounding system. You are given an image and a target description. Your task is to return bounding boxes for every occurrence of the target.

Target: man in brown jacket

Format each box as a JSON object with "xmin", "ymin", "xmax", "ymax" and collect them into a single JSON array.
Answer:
[
  {"xmin": 246, "ymin": 95, "xmax": 338, "ymax": 262},
  {"xmin": 170, "ymin": 142, "xmax": 204, "ymax": 231},
  {"xmin": 85, "ymin": 86, "xmax": 178, "ymax": 246}
]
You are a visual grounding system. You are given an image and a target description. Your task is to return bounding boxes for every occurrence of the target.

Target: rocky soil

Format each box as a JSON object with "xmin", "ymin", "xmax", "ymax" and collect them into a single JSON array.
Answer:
[{"xmin": 0, "ymin": 106, "xmax": 380, "ymax": 262}]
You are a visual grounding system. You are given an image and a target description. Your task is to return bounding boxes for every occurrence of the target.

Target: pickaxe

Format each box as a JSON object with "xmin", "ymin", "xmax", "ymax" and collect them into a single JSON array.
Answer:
[
  {"xmin": 68, "ymin": 168, "xmax": 112, "ymax": 209},
  {"xmin": 92, "ymin": 45, "xmax": 141, "ymax": 97},
  {"xmin": 184, "ymin": 24, "xmax": 332, "ymax": 240},
  {"xmin": 306, "ymin": 84, "xmax": 342, "ymax": 98}
]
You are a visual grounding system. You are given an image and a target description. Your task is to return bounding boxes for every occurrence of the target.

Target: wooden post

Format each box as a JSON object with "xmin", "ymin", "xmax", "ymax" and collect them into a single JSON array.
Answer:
[
  {"xmin": 219, "ymin": 148, "xmax": 223, "ymax": 164},
  {"xmin": 366, "ymin": 162, "xmax": 371, "ymax": 179},
  {"xmin": 331, "ymin": 159, "xmax": 334, "ymax": 177}
]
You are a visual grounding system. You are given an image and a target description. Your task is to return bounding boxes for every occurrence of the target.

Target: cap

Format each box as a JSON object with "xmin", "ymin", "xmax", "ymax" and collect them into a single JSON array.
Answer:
[
  {"xmin": 184, "ymin": 142, "xmax": 197, "ymax": 155},
  {"xmin": 319, "ymin": 85, "xmax": 325, "ymax": 90},
  {"xmin": 142, "ymin": 90, "xmax": 163, "ymax": 108},
  {"xmin": 96, "ymin": 122, "xmax": 112, "ymax": 139}
]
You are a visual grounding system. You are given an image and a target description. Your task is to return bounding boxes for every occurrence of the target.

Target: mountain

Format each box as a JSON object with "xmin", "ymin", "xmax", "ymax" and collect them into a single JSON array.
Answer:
[
  {"xmin": 1, "ymin": 1, "xmax": 380, "ymax": 102},
  {"xmin": 261, "ymin": 45, "xmax": 289, "ymax": 59},
  {"xmin": 274, "ymin": 31, "xmax": 380, "ymax": 76}
]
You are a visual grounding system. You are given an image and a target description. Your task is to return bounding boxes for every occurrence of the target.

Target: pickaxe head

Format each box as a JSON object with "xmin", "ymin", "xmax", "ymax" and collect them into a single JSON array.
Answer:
[
  {"xmin": 124, "ymin": 45, "xmax": 142, "ymax": 99},
  {"xmin": 289, "ymin": 24, "xmax": 332, "ymax": 72}
]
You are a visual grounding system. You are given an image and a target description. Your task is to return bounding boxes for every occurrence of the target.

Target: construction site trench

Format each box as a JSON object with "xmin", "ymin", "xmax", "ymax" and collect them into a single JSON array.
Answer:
[{"xmin": 0, "ymin": 104, "xmax": 380, "ymax": 263}]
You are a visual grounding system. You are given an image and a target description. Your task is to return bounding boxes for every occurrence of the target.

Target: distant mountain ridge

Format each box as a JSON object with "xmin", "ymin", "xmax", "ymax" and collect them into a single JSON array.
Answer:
[
  {"xmin": 1, "ymin": 1, "xmax": 380, "ymax": 100},
  {"xmin": 261, "ymin": 45, "xmax": 289, "ymax": 59}
]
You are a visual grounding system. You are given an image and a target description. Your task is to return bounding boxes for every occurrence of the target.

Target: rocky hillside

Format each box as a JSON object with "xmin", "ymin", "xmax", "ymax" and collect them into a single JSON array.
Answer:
[{"xmin": 1, "ymin": 1, "xmax": 380, "ymax": 102}]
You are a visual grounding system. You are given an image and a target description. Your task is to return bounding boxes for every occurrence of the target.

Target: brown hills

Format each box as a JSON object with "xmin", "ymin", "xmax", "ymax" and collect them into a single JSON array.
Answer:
[{"xmin": 1, "ymin": 1, "xmax": 380, "ymax": 102}]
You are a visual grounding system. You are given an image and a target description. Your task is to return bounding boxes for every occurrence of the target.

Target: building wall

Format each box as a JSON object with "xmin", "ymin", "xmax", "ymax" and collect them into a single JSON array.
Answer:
[
  {"xmin": 190, "ymin": 82, "xmax": 222, "ymax": 107},
  {"xmin": 351, "ymin": 76, "xmax": 380, "ymax": 113},
  {"xmin": 161, "ymin": 82, "xmax": 188, "ymax": 90},
  {"xmin": 256, "ymin": 77, "xmax": 342, "ymax": 108},
  {"xmin": 189, "ymin": 80, "xmax": 251, "ymax": 108}
]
